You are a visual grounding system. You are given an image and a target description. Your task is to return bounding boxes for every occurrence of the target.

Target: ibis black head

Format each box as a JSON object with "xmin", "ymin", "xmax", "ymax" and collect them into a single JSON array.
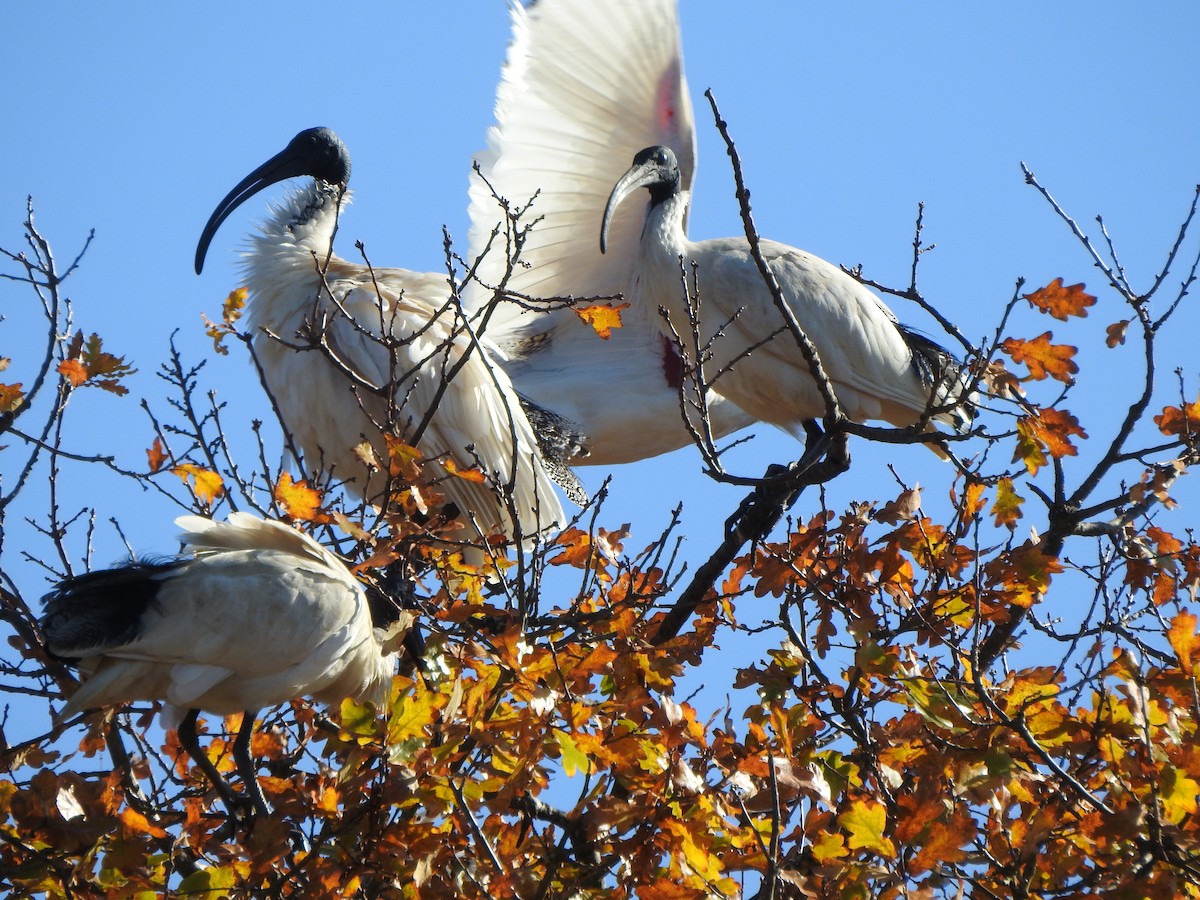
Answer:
[
  {"xmin": 194, "ymin": 126, "xmax": 351, "ymax": 274},
  {"xmin": 600, "ymin": 145, "xmax": 681, "ymax": 254}
]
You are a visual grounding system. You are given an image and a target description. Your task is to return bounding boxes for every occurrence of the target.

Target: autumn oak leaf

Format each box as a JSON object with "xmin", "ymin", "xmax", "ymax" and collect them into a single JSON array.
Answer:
[
  {"xmin": 1106, "ymin": 320, "xmax": 1130, "ymax": 348},
  {"xmin": 1013, "ymin": 408, "xmax": 1086, "ymax": 474},
  {"xmin": 146, "ymin": 437, "xmax": 169, "ymax": 473},
  {"xmin": 1168, "ymin": 610, "xmax": 1199, "ymax": 671},
  {"xmin": 991, "ymin": 477, "xmax": 1025, "ymax": 529},
  {"xmin": 1001, "ymin": 332, "xmax": 1079, "ymax": 383},
  {"xmin": 443, "ymin": 459, "xmax": 488, "ymax": 484},
  {"xmin": 1154, "ymin": 398, "xmax": 1200, "ymax": 437},
  {"xmin": 57, "ymin": 359, "xmax": 89, "ymax": 388},
  {"xmin": 1024, "ymin": 278, "xmax": 1096, "ymax": 321},
  {"xmin": 171, "ymin": 464, "xmax": 225, "ymax": 505},
  {"xmin": 841, "ymin": 799, "xmax": 897, "ymax": 858},
  {"xmin": 574, "ymin": 302, "xmax": 629, "ymax": 340},
  {"xmin": 273, "ymin": 472, "xmax": 331, "ymax": 523},
  {"xmin": 0, "ymin": 382, "xmax": 25, "ymax": 414}
]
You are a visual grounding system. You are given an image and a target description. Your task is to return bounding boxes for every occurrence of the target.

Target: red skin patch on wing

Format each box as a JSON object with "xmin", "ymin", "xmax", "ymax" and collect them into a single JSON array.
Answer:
[
  {"xmin": 660, "ymin": 333, "xmax": 683, "ymax": 389},
  {"xmin": 656, "ymin": 64, "xmax": 681, "ymax": 138}
]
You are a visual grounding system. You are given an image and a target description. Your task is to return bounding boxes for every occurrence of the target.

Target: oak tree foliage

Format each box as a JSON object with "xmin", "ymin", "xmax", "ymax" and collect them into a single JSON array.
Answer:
[{"xmin": 2, "ymin": 144, "xmax": 1200, "ymax": 900}]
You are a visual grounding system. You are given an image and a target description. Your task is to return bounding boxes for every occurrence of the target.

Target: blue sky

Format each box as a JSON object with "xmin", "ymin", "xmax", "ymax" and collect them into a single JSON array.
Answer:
[{"xmin": 4, "ymin": 3, "xmax": 1199, "ymax": 743}]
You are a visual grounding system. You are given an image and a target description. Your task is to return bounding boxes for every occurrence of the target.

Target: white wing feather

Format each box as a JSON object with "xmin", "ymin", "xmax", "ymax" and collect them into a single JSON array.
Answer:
[{"xmin": 464, "ymin": 0, "xmax": 753, "ymax": 465}]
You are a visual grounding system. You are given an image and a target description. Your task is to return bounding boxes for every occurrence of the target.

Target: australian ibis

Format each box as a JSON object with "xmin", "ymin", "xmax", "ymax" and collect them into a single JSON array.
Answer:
[
  {"xmin": 41, "ymin": 512, "xmax": 402, "ymax": 817},
  {"xmin": 601, "ymin": 145, "xmax": 975, "ymax": 450},
  {"xmin": 465, "ymin": 0, "xmax": 754, "ymax": 464},
  {"xmin": 195, "ymin": 127, "xmax": 579, "ymax": 556}
]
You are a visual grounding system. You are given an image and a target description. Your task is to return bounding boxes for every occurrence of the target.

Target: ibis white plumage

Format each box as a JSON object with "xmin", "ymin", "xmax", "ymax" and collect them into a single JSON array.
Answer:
[
  {"xmin": 601, "ymin": 145, "xmax": 975, "ymax": 448},
  {"xmin": 465, "ymin": 0, "xmax": 754, "ymax": 464},
  {"xmin": 40, "ymin": 512, "xmax": 400, "ymax": 816},
  {"xmin": 195, "ymin": 128, "xmax": 579, "ymax": 553}
]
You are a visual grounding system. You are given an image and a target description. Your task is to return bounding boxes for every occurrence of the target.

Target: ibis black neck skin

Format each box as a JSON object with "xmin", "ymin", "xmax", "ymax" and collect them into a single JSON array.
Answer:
[
  {"xmin": 599, "ymin": 144, "xmax": 683, "ymax": 254},
  {"xmin": 194, "ymin": 126, "xmax": 351, "ymax": 274}
]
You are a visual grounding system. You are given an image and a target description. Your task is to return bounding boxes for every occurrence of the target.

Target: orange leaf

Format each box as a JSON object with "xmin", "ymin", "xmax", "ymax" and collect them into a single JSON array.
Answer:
[
  {"xmin": 1168, "ymin": 611, "xmax": 1199, "ymax": 671},
  {"xmin": 273, "ymin": 472, "xmax": 330, "ymax": 523},
  {"xmin": 991, "ymin": 477, "xmax": 1024, "ymax": 529},
  {"xmin": 1024, "ymin": 278, "xmax": 1096, "ymax": 320},
  {"xmin": 0, "ymin": 382, "xmax": 25, "ymax": 413},
  {"xmin": 443, "ymin": 458, "xmax": 488, "ymax": 484},
  {"xmin": 574, "ymin": 302, "xmax": 629, "ymax": 340},
  {"xmin": 57, "ymin": 359, "xmax": 88, "ymax": 388},
  {"xmin": 1014, "ymin": 409, "xmax": 1086, "ymax": 474},
  {"xmin": 841, "ymin": 798, "xmax": 897, "ymax": 858},
  {"xmin": 119, "ymin": 807, "xmax": 168, "ymax": 839},
  {"xmin": 1154, "ymin": 399, "xmax": 1200, "ymax": 437},
  {"xmin": 61, "ymin": 332, "xmax": 135, "ymax": 395},
  {"xmin": 1106, "ymin": 320, "xmax": 1130, "ymax": 348},
  {"xmin": 1001, "ymin": 332, "xmax": 1079, "ymax": 382},
  {"xmin": 146, "ymin": 437, "xmax": 168, "ymax": 473},
  {"xmin": 171, "ymin": 464, "xmax": 225, "ymax": 505}
]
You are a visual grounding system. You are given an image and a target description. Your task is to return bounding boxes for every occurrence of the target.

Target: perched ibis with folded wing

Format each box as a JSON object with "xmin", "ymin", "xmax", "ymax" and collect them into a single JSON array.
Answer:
[
  {"xmin": 41, "ymin": 512, "xmax": 402, "ymax": 817},
  {"xmin": 195, "ymin": 127, "xmax": 580, "ymax": 555},
  {"xmin": 601, "ymin": 144, "xmax": 975, "ymax": 451}
]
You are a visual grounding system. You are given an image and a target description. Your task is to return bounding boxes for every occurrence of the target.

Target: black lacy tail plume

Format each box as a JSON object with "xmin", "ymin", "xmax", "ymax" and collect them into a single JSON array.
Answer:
[
  {"xmin": 518, "ymin": 394, "xmax": 590, "ymax": 506},
  {"xmin": 40, "ymin": 559, "xmax": 180, "ymax": 659},
  {"xmin": 897, "ymin": 325, "xmax": 976, "ymax": 430}
]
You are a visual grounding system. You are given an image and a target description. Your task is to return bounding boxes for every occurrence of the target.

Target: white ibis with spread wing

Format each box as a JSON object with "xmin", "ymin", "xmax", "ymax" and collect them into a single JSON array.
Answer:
[{"xmin": 465, "ymin": 0, "xmax": 754, "ymax": 464}]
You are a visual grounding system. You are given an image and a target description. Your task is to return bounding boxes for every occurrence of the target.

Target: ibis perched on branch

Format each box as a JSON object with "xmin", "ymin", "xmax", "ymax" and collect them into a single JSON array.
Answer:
[
  {"xmin": 41, "ymin": 513, "xmax": 402, "ymax": 817},
  {"xmin": 601, "ymin": 145, "xmax": 975, "ymax": 451},
  {"xmin": 465, "ymin": 0, "xmax": 753, "ymax": 464},
  {"xmin": 195, "ymin": 127, "xmax": 580, "ymax": 555}
]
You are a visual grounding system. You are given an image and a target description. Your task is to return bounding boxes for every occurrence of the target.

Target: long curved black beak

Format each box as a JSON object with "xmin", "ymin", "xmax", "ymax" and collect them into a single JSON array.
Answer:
[
  {"xmin": 599, "ymin": 145, "xmax": 678, "ymax": 255},
  {"xmin": 601, "ymin": 164, "xmax": 652, "ymax": 255},
  {"xmin": 195, "ymin": 127, "xmax": 349, "ymax": 274}
]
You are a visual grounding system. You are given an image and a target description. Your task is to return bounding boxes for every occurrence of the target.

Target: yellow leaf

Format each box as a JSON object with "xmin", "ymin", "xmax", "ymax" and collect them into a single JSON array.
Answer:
[
  {"xmin": 1161, "ymin": 766, "xmax": 1200, "ymax": 824},
  {"xmin": 387, "ymin": 680, "xmax": 438, "ymax": 746},
  {"xmin": 662, "ymin": 818, "xmax": 724, "ymax": 882},
  {"xmin": 339, "ymin": 696, "xmax": 381, "ymax": 743},
  {"xmin": 810, "ymin": 831, "xmax": 847, "ymax": 863},
  {"xmin": 203, "ymin": 287, "xmax": 248, "ymax": 356},
  {"xmin": 273, "ymin": 472, "xmax": 330, "ymax": 523},
  {"xmin": 574, "ymin": 302, "xmax": 630, "ymax": 340},
  {"xmin": 991, "ymin": 477, "xmax": 1024, "ymax": 529},
  {"xmin": 555, "ymin": 731, "xmax": 591, "ymax": 777},
  {"xmin": 841, "ymin": 799, "xmax": 897, "ymax": 857},
  {"xmin": 171, "ymin": 464, "xmax": 225, "ymax": 505}
]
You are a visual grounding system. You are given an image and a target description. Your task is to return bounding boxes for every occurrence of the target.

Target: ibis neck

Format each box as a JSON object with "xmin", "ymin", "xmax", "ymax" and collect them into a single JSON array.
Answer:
[
  {"xmin": 642, "ymin": 189, "xmax": 690, "ymax": 257},
  {"xmin": 242, "ymin": 181, "xmax": 348, "ymax": 332}
]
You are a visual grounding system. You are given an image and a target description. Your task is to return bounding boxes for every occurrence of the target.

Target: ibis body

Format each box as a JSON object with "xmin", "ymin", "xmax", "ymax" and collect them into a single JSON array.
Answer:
[
  {"xmin": 465, "ymin": 0, "xmax": 754, "ymax": 464},
  {"xmin": 43, "ymin": 513, "xmax": 396, "ymax": 717},
  {"xmin": 196, "ymin": 128, "xmax": 574, "ymax": 548},
  {"xmin": 41, "ymin": 513, "xmax": 398, "ymax": 814},
  {"xmin": 602, "ymin": 146, "xmax": 974, "ymax": 444}
]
